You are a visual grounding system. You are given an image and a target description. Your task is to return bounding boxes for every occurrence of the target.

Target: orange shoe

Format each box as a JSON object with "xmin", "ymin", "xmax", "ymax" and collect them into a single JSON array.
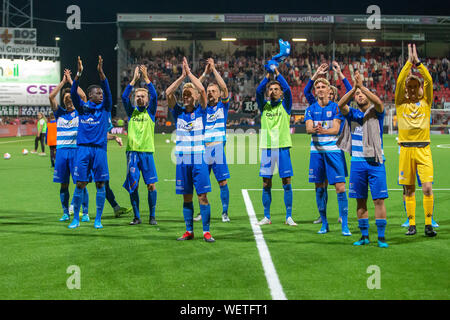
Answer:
[{"xmin": 177, "ymin": 231, "xmax": 194, "ymax": 241}]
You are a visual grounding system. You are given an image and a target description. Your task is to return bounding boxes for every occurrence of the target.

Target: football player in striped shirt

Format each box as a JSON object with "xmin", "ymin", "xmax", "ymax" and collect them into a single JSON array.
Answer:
[
  {"xmin": 49, "ymin": 69, "xmax": 89, "ymax": 223},
  {"xmin": 337, "ymin": 71, "xmax": 388, "ymax": 248},
  {"xmin": 166, "ymin": 57, "xmax": 215, "ymax": 242},
  {"xmin": 305, "ymin": 77, "xmax": 351, "ymax": 236},
  {"xmin": 197, "ymin": 58, "xmax": 231, "ymax": 222}
]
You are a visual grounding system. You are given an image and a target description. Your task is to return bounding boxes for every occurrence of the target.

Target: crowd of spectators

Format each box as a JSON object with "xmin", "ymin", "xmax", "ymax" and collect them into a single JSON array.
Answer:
[{"xmin": 122, "ymin": 43, "xmax": 449, "ymax": 117}]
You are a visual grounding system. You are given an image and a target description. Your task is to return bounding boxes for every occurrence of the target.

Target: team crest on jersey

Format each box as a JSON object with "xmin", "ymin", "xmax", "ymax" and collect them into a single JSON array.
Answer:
[
  {"xmin": 191, "ymin": 113, "xmax": 195, "ymax": 119},
  {"xmin": 71, "ymin": 112, "xmax": 76, "ymax": 117},
  {"xmin": 326, "ymin": 111, "xmax": 332, "ymax": 117}
]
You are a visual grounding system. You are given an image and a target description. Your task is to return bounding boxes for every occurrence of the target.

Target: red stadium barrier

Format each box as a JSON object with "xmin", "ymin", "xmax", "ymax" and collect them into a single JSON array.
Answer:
[{"xmin": 0, "ymin": 124, "xmax": 37, "ymax": 138}]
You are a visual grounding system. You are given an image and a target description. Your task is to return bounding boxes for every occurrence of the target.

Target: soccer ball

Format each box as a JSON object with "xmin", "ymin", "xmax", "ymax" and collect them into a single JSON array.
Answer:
[
  {"xmin": 22, "ymin": 149, "xmax": 29, "ymax": 155},
  {"xmin": 3, "ymin": 153, "xmax": 11, "ymax": 160},
  {"xmin": 165, "ymin": 139, "xmax": 170, "ymax": 144}
]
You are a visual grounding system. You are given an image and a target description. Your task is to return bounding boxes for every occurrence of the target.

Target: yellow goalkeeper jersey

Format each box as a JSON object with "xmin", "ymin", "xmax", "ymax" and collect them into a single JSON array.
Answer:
[{"xmin": 395, "ymin": 61, "xmax": 433, "ymax": 143}]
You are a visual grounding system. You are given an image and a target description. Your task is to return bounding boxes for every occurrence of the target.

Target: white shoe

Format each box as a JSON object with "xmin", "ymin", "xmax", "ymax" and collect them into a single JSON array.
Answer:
[
  {"xmin": 222, "ymin": 213, "xmax": 230, "ymax": 222},
  {"xmin": 285, "ymin": 217, "xmax": 298, "ymax": 226},
  {"xmin": 193, "ymin": 213, "xmax": 202, "ymax": 221},
  {"xmin": 256, "ymin": 217, "xmax": 272, "ymax": 225}
]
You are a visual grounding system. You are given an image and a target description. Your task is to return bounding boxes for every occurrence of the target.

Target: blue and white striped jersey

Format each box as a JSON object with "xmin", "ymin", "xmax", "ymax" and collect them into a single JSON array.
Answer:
[{"xmin": 54, "ymin": 106, "xmax": 78, "ymax": 149}]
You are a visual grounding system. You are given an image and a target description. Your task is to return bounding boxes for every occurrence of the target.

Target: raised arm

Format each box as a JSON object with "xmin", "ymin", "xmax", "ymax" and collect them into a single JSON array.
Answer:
[
  {"xmin": 333, "ymin": 61, "xmax": 353, "ymax": 93},
  {"xmin": 198, "ymin": 61, "xmax": 211, "ymax": 84},
  {"xmin": 304, "ymin": 63, "xmax": 328, "ymax": 105},
  {"xmin": 141, "ymin": 65, "xmax": 158, "ymax": 116},
  {"xmin": 256, "ymin": 73, "xmax": 270, "ymax": 111},
  {"xmin": 121, "ymin": 66, "xmax": 139, "ymax": 118},
  {"xmin": 49, "ymin": 74, "xmax": 68, "ymax": 111},
  {"xmin": 354, "ymin": 71, "xmax": 384, "ymax": 113},
  {"xmin": 70, "ymin": 56, "xmax": 84, "ymax": 111},
  {"xmin": 165, "ymin": 65, "xmax": 186, "ymax": 109},
  {"xmin": 64, "ymin": 69, "xmax": 87, "ymax": 102},
  {"xmin": 184, "ymin": 57, "xmax": 207, "ymax": 109},
  {"xmin": 337, "ymin": 86, "xmax": 356, "ymax": 116},
  {"xmin": 413, "ymin": 44, "xmax": 433, "ymax": 106},
  {"xmin": 208, "ymin": 58, "xmax": 228, "ymax": 99},
  {"xmin": 395, "ymin": 44, "xmax": 413, "ymax": 106},
  {"xmin": 97, "ymin": 56, "xmax": 112, "ymax": 112},
  {"xmin": 274, "ymin": 68, "xmax": 292, "ymax": 114}
]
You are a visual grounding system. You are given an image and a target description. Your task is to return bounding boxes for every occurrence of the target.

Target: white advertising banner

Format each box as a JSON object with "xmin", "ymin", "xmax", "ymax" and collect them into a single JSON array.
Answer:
[{"xmin": 0, "ymin": 59, "xmax": 60, "ymax": 106}]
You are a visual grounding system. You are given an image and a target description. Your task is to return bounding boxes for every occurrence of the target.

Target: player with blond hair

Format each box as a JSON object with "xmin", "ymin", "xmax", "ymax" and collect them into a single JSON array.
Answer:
[
  {"xmin": 166, "ymin": 57, "xmax": 215, "ymax": 242},
  {"xmin": 305, "ymin": 75, "xmax": 351, "ymax": 236}
]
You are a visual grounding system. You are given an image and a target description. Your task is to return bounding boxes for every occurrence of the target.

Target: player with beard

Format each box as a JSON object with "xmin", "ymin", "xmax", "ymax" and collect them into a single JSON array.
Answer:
[{"xmin": 337, "ymin": 71, "xmax": 388, "ymax": 248}]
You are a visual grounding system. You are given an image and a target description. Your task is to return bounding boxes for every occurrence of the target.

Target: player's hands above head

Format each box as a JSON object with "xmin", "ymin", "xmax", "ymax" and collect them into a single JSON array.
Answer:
[
  {"xmin": 183, "ymin": 57, "xmax": 191, "ymax": 75},
  {"xmin": 97, "ymin": 55, "xmax": 104, "ymax": 73},
  {"xmin": 77, "ymin": 56, "xmax": 83, "ymax": 74},
  {"xmin": 332, "ymin": 61, "xmax": 341, "ymax": 74},
  {"xmin": 207, "ymin": 58, "xmax": 215, "ymax": 71},
  {"xmin": 64, "ymin": 69, "xmax": 72, "ymax": 83},
  {"xmin": 354, "ymin": 70, "xmax": 363, "ymax": 88},
  {"xmin": 412, "ymin": 44, "xmax": 420, "ymax": 64},
  {"xmin": 139, "ymin": 65, "xmax": 149, "ymax": 81},
  {"xmin": 408, "ymin": 44, "xmax": 413, "ymax": 63},
  {"xmin": 312, "ymin": 63, "xmax": 328, "ymax": 80},
  {"xmin": 133, "ymin": 66, "xmax": 140, "ymax": 81}
]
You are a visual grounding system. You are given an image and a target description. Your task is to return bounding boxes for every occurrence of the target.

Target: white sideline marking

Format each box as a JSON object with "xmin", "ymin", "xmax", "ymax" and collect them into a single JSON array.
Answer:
[
  {"xmin": 163, "ymin": 179, "xmax": 176, "ymax": 182},
  {"xmin": 241, "ymin": 189, "xmax": 287, "ymax": 301},
  {"xmin": 0, "ymin": 139, "xmax": 33, "ymax": 144},
  {"xmin": 246, "ymin": 188, "xmax": 450, "ymax": 191}
]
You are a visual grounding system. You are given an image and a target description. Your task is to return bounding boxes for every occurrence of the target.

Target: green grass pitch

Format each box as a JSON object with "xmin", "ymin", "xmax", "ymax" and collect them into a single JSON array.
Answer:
[{"xmin": 0, "ymin": 133, "xmax": 449, "ymax": 300}]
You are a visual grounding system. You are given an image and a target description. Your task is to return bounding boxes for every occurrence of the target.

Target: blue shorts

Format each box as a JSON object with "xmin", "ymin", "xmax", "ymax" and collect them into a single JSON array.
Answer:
[
  {"xmin": 309, "ymin": 151, "xmax": 347, "ymax": 185},
  {"xmin": 260, "ymin": 147, "xmax": 293, "ymax": 178},
  {"xmin": 74, "ymin": 145, "xmax": 109, "ymax": 182},
  {"xmin": 205, "ymin": 143, "xmax": 230, "ymax": 182},
  {"xmin": 123, "ymin": 151, "xmax": 158, "ymax": 193},
  {"xmin": 176, "ymin": 161, "xmax": 212, "ymax": 195},
  {"xmin": 349, "ymin": 161, "xmax": 388, "ymax": 200},
  {"xmin": 53, "ymin": 148, "xmax": 77, "ymax": 184}
]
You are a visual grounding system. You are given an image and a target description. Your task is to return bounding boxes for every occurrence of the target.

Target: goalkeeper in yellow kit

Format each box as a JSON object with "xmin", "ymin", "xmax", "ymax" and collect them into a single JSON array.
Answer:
[{"xmin": 395, "ymin": 44, "xmax": 437, "ymax": 237}]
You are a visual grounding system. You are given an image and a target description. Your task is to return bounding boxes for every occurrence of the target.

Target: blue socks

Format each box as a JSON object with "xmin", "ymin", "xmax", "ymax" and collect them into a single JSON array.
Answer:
[
  {"xmin": 95, "ymin": 186, "xmax": 106, "ymax": 222},
  {"xmin": 183, "ymin": 202, "xmax": 194, "ymax": 232},
  {"xmin": 376, "ymin": 219, "xmax": 387, "ymax": 239},
  {"xmin": 315, "ymin": 187, "xmax": 328, "ymax": 225},
  {"xmin": 283, "ymin": 183, "xmax": 293, "ymax": 219},
  {"xmin": 130, "ymin": 189, "xmax": 140, "ymax": 219},
  {"xmin": 60, "ymin": 187, "xmax": 70, "ymax": 215},
  {"xmin": 82, "ymin": 188, "xmax": 89, "ymax": 215},
  {"xmin": 220, "ymin": 184, "xmax": 229, "ymax": 214},
  {"xmin": 72, "ymin": 187, "xmax": 84, "ymax": 221},
  {"xmin": 337, "ymin": 191, "xmax": 349, "ymax": 225},
  {"xmin": 262, "ymin": 187, "xmax": 272, "ymax": 219},
  {"xmin": 148, "ymin": 190, "xmax": 157, "ymax": 218},
  {"xmin": 200, "ymin": 204, "xmax": 211, "ymax": 232},
  {"xmin": 358, "ymin": 218, "xmax": 369, "ymax": 237},
  {"xmin": 105, "ymin": 180, "xmax": 119, "ymax": 209}
]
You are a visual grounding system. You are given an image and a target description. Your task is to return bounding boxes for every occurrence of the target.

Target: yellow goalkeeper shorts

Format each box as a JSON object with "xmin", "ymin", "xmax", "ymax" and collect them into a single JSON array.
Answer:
[{"xmin": 398, "ymin": 145, "xmax": 434, "ymax": 186}]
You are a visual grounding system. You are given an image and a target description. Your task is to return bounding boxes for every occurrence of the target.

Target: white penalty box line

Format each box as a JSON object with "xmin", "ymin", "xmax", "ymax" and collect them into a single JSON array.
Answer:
[
  {"xmin": 245, "ymin": 188, "xmax": 450, "ymax": 191},
  {"xmin": 241, "ymin": 189, "xmax": 288, "ymax": 301}
]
